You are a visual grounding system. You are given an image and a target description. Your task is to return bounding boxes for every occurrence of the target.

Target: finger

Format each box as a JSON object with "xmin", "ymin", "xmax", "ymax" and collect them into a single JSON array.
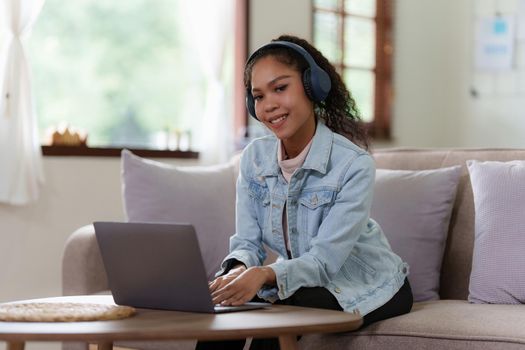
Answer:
[
  {"xmin": 220, "ymin": 292, "xmax": 245, "ymax": 306},
  {"xmin": 208, "ymin": 278, "xmax": 223, "ymax": 293},
  {"xmin": 212, "ymin": 285, "xmax": 242, "ymax": 305},
  {"xmin": 227, "ymin": 294, "xmax": 249, "ymax": 306},
  {"xmin": 209, "ymin": 279, "xmax": 222, "ymax": 293},
  {"xmin": 211, "ymin": 287, "xmax": 232, "ymax": 304},
  {"xmin": 209, "ymin": 276, "xmax": 233, "ymax": 293}
]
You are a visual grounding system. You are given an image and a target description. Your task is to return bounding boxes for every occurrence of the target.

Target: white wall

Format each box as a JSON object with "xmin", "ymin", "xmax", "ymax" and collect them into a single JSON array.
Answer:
[
  {"xmin": 249, "ymin": 0, "xmax": 312, "ymax": 51},
  {"xmin": 463, "ymin": 0, "xmax": 525, "ymax": 147},
  {"xmin": 389, "ymin": 0, "xmax": 471, "ymax": 148},
  {"xmin": 392, "ymin": 0, "xmax": 525, "ymax": 149}
]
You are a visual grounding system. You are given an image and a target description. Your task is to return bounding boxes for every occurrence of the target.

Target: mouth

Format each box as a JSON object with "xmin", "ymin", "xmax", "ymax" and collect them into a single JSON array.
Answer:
[{"xmin": 269, "ymin": 114, "xmax": 288, "ymax": 125}]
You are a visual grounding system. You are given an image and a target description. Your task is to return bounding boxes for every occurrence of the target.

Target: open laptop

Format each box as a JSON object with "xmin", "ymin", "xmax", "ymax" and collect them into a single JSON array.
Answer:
[{"xmin": 93, "ymin": 221, "xmax": 270, "ymax": 313}]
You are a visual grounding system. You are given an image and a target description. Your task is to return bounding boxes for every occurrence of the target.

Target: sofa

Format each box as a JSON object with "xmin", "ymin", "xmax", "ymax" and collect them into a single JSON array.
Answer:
[{"xmin": 62, "ymin": 148, "xmax": 525, "ymax": 350}]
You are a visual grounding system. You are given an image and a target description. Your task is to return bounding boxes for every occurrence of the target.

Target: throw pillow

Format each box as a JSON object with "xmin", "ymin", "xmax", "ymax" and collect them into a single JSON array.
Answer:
[
  {"xmin": 371, "ymin": 166, "xmax": 462, "ymax": 302},
  {"xmin": 121, "ymin": 149, "xmax": 237, "ymax": 281},
  {"xmin": 467, "ymin": 160, "xmax": 525, "ymax": 304}
]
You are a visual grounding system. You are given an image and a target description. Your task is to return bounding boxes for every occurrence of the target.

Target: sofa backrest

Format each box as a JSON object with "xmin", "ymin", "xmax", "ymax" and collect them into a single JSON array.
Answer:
[{"xmin": 373, "ymin": 148, "xmax": 525, "ymax": 300}]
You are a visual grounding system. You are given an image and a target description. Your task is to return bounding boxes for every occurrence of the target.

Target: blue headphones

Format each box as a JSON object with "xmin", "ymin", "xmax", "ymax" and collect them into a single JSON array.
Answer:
[{"xmin": 245, "ymin": 41, "xmax": 332, "ymax": 120}]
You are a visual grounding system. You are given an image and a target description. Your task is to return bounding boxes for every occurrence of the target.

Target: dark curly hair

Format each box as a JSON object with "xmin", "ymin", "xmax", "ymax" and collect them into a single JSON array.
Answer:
[{"xmin": 244, "ymin": 34, "xmax": 370, "ymax": 151}]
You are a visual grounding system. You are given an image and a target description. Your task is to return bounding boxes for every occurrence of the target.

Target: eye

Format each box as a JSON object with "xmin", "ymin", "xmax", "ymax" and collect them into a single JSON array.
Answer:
[
  {"xmin": 275, "ymin": 84, "xmax": 287, "ymax": 92},
  {"xmin": 253, "ymin": 94, "xmax": 262, "ymax": 101}
]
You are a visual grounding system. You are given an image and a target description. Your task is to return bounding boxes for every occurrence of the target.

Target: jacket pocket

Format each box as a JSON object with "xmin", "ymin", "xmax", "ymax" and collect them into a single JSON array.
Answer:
[
  {"xmin": 297, "ymin": 190, "xmax": 335, "ymax": 237},
  {"xmin": 248, "ymin": 180, "xmax": 270, "ymax": 228},
  {"xmin": 248, "ymin": 181, "xmax": 270, "ymax": 206},
  {"xmin": 341, "ymin": 253, "xmax": 377, "ymax": 283}
]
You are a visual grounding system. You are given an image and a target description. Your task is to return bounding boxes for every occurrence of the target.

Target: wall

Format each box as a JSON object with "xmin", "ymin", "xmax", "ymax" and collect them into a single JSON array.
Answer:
[
  {"xmin": 389, "ymin": 0, "xmax": 471, "ymax": 148},
  {"xmin": 392, "ymin": 0, "xmax": 525, "ymax": 149},
  {"xmin": 463, "ymin": 0, "xmax": 525, "ymax": 147},
  {"xmin": 249, "ymin": 0, "xmax": 312, "ymax": 50}
]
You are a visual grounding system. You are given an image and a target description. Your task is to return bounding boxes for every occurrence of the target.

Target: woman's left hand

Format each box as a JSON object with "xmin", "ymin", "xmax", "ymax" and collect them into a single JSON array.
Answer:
[{"xmin": 211, "ymin": 267, "xmax": 274, "ymax": 306}]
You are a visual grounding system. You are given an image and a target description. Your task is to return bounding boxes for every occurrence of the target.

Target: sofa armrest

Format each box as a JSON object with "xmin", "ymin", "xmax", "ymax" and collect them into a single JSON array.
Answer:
[{"xmin": 62, "ymin": 225, "xmax": 108, "ymax": 296}]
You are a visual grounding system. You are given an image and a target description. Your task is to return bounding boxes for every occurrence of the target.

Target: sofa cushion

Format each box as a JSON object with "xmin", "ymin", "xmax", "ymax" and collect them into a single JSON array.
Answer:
[
  {"xmin": 300, "ymin": 300, "xmax": 525, "ymax": 350},
  {"xmin": 373, "ymin": 149, "xmax": 525, "ymax": 300},
  {"xmin": 121, "ymin": 150, "xmax": 237, "ymax": 281},
  {"xmin": 467, "ymin": 160, "xmax": 525, "ymax": 304},
  {"xmin": 371, "ymin": 166, "xmax": 461, "ymax": 302}
]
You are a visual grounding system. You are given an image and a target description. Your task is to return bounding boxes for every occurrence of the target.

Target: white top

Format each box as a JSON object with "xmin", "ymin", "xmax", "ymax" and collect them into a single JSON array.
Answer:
[{"xmin": 277, "ymin": 139, "xmax": 313, "ymax": 254}]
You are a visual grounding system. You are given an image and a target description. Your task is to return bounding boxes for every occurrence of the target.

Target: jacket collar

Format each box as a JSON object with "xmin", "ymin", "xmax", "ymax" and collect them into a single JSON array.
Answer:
[{"xmin": 257, "ymin": 121, "xmax": 333, "ymax": 177}]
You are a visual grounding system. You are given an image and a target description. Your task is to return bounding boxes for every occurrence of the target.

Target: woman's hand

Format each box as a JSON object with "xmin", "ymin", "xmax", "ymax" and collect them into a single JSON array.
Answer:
[
  {"xmin": 210, "ymin": 266, "xmax": 275, "ymax": 306},
  {"xmin": 208, "ymin": 264, "xmax": 247, "ymax": 295}
]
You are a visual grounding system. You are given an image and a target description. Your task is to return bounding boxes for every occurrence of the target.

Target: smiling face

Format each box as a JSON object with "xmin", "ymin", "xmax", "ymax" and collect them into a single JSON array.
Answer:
[{"xmin": 250, "ymin": 55, "xmax": 316, "ymax": 157}]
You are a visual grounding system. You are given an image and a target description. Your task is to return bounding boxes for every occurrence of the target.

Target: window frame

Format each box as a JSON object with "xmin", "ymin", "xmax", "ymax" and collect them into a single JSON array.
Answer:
[
  {"xmin": 38, "ymin": 0, "xmax": 249, "ymax": 158},
  {"xmin": 312, "ymin": 0, "xmax": 393, "ymax": 139}
]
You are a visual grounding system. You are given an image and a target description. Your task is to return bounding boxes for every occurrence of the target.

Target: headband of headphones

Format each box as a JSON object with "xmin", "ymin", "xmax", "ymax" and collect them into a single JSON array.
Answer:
[{"xmin": 245, "ymin": 41, "xmax": 332, "ymax": 120}]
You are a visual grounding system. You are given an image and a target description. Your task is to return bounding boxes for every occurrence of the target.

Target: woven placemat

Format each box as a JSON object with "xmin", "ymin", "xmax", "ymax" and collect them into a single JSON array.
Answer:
[{"xmin": 0, "ymin": 302, "xmax": 136, "ymax": 322}]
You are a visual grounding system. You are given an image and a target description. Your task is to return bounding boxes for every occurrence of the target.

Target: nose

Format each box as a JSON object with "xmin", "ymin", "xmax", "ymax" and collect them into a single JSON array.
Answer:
[{"xmin": 261, "ymin": 96, "xmax": 278, "ymax": 114}]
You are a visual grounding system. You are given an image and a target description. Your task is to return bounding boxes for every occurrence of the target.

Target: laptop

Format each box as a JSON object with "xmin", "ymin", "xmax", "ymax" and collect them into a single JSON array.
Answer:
[{"xmin": 93, "ymin": 221, "xmax": 271, "ymax": 313}]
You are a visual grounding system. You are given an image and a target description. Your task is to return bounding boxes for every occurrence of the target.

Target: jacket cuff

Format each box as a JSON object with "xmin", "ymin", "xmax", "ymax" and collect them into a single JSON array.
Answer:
[
  {"xmin": 268, "ymin": 261, "xmax": 291, "ymax": 299},
  {"xmin": 257, "ymin": 285, "xmax": 279, "ymax": 302},
  {"xmin": 215, "ymin": 250, "xmax": 258, "ymax": 278}
]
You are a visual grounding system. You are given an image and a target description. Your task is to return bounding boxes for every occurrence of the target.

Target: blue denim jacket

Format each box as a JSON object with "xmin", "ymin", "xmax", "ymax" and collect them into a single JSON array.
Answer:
[{"xmin": 218, "ymin": 121, "xmax": 409, "ymax": 315}]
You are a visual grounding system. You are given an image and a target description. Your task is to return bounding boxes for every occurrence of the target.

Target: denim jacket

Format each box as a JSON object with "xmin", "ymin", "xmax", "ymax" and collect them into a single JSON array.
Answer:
[{"xmin": 218, "ymin": 121, "xmax": 409, "ymax": 316}]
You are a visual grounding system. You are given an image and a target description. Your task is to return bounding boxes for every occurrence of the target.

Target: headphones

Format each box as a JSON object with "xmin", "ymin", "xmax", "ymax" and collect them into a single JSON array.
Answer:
[{"xmin": 245, "ymin": 41, "xmax": 332, "ymax": 120}]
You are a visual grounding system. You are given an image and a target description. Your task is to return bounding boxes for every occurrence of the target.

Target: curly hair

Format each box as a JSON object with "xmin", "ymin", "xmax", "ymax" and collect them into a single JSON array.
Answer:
[{"xmin": 244, "ymin": 34, "xmax": 370, "ymax": 150}]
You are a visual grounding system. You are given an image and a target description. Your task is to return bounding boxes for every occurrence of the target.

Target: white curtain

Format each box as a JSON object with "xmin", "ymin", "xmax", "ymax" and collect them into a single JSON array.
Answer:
[
  {"xmin": 0, "ymin": 0, "xmax": 45, "ymax": 205},
  {"xmin": 180, "ymin": 0, "xmax": 235, "ymax": 165}
]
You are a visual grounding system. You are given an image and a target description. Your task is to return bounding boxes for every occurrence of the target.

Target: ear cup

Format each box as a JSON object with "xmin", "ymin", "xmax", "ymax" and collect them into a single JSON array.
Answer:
[
  {"xmin": 309, "ymin": 66, "xmax": 331, "ymax": 102},
  {"xmin": 302, "ymin": 68, "xmax": 314, "ymax": 100},
  {"xmin": 245, "ymin": 89, "xmax": 258, "ymax": 120}
]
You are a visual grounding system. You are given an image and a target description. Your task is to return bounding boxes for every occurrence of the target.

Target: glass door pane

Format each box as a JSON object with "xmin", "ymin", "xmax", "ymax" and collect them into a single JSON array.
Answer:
[
  {"xmin": 345, "ymin": 0, "xmax": 376, "ymax": 17},
  {"xmin": 344, "ymin": 69, "xmax": 375, "ymax": 122},
  {"xmin": 314, "ymin": 11, "xmax": 341, "ymax": 63},
  {"xmin": 314, "ymin": 0, "xmax": 340, "ymax": 11},
  {"xmin": 344, "ymin": 16, "xmax": 376, "ymax": 69}
]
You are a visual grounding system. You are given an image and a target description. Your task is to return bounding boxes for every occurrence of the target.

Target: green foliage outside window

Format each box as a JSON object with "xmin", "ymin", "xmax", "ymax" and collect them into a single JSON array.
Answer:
[{"xmin": 29, "ymin": 0, "xmax": 207, "ymax": 149}]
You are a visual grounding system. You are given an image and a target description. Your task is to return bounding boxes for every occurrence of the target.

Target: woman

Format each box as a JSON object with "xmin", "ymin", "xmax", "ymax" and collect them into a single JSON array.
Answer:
[{"xmin": 197, "ymin": 34, "xmax": 412, "ymax": 350}]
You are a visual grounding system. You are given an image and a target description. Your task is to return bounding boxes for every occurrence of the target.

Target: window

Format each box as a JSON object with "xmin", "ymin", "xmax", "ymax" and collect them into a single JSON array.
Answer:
[
  {"xmin": 313, "ymin": 0, "xmax": 393, "ymax": 138},
  {"xmin": 29, "ymin": 0, "xmax": 242, "ymax": 156}
]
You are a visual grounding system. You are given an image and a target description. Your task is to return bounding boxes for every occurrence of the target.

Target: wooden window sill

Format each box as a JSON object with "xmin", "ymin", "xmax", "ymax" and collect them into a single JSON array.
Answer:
[{"xmin": 41, "ymin": 145, "xmax": 199, "ymax": 159}]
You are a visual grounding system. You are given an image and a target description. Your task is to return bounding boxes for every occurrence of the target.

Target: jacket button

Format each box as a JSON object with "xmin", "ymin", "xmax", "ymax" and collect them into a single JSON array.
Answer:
[
  {"xmin": 311, "ymin": 195, "xmax": 318, "ymax": 206},
  {"xmin": 334, "ymin": 287, "xmax": 341, "ymax": 294}
]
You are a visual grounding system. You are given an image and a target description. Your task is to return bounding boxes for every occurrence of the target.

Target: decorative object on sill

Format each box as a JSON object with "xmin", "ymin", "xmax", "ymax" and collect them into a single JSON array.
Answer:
[
  {"xmin": 178, "ymin": 129, "xmax": 192, "ymax": 151},
  {"xmin": 49, "ymin": 125, "xmax": 88, "ymax": 147},
  {"xmin": 154, "ymin": 128, "xmax": 192, "ymax": 151}
]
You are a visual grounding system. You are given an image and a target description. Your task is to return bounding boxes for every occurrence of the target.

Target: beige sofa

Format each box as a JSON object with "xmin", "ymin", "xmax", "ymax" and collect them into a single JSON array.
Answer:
[{"xmin": 63, "ymin": 148, "xmax": 525, "ymax": 350}]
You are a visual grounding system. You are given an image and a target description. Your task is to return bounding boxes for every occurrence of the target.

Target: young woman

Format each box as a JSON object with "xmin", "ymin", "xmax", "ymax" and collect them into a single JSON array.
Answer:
[{"xmin": 197, "ymin": 35, "xmax": 412, "ymax": 350}]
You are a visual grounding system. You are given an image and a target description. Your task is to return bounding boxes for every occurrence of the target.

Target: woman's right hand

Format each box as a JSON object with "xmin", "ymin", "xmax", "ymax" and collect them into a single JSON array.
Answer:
[{"xmin": 208, "ymin": 264, "xmax": 247, "ymax": 295}]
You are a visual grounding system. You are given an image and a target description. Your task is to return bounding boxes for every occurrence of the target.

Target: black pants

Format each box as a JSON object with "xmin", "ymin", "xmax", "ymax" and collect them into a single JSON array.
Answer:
[{"xmin": 196, "ymin": 278, "xmax": 413, "ymax": 350}]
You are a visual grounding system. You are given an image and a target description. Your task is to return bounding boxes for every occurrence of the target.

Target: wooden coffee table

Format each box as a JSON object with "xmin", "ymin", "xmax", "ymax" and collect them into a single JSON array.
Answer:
[{"xmin": 0, "ymin": 295, "xmax": 362, "ymax": 350}]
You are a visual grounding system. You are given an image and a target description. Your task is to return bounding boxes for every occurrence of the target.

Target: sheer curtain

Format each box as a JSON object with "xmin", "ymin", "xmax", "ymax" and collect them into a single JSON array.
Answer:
[
  {"xmin": 0, "ymin": 0, "xmax": 45, "ymax": 205},
  {"xmin": 180, "ymin": 0, "xmax": 235, "ymax": 165}
]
